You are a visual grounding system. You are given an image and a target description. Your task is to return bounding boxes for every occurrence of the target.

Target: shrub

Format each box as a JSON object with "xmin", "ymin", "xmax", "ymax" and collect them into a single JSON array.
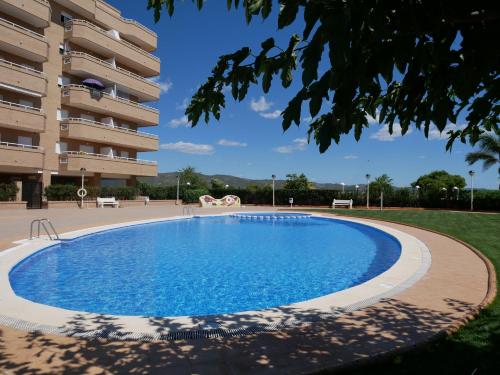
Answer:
[
  {"xmin": 0, "ymin": 182, "xmax": 18, "ymax": 201},
  {"xmin": 183, "ymin": 188, "xmax": 210, "ymax": 203},
  {"xmin": 45, "ymin": 184, "xmax": 138, "ymax": 201}
]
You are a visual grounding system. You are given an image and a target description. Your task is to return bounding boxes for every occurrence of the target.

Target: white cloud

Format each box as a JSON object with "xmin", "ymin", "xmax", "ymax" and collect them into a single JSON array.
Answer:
[
  {"xmin": 160, "ymin": 141, "xmax": 214, "ymax": 155},
  {"xmin": 168, "ymin": 115, "xmax": 191, "ymax": 128},
  {"xmin": 343, "ymin": 154, "xmax": 359, "ymax": 160},
  {"xmin": 273, "ymin": 138, "xmax": 308, "ymax": 154},
  {"xmin": 427, "ymin": 123, "xmax": 464, "ymax": 140},
  {"xmin": 176, "ymin": 98, "xmax": 189, "ymax": 111},
  {"xmin": 153, "ymin": 77, "xmax": 173, "ymax": 94},
  {"xmin": 217, "ymin": 139, "xmax": 248, "ymax": 147},
  {"xmin": 259, "ymin": 110, "xmax": 282, "ymax": 119},
  {"xmin": 370, "ymin": 123, "xmax": 413, "ymax": 142},
  {"xmin": 250, "ymin": 96, "xmax": 273, "ymax": 112}
]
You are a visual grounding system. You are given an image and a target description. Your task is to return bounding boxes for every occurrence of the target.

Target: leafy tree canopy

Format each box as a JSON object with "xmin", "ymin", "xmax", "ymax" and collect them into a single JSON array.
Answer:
[
  {"xmin": 148, "ymin": 0, "xmax": 499, "ymax": 152},
  {"xmin": 283, "ymin": 173, "xmax": 313, "ymax": 190},
  {"xmin": 370, "ymin": 174, "xmax": 394, "ymax": 196},
  {"xmin": 178, "ymin": 166, "xmax": 207, "ymax": 189},
  {"xmin": 210, "ymin": 178, "xmax": 225, "ymax": 189},
  {"xmin": 412, "ymin": 170, "xmax": 466, "ymax": 192}
]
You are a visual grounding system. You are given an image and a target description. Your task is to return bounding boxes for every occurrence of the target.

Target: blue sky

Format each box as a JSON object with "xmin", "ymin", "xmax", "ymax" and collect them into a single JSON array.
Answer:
[{"xmin": 108, "ymin": 0, "xmax": 498, "ymax": 188}]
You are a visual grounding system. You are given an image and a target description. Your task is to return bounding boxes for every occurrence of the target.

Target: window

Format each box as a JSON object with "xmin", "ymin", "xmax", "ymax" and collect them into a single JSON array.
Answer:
[
  {"xmin": 120, "ymin": 151, "xmax": 129, "ymax": 158},
  {"xmin": 59, "ymin": 43, "xmax": 65, "ymax": 55},
  {"xmin": 79, "ymin": 145, "xmax": 94, "ymax": 154},
  {"xmin": 55, "ymin": 141, "xmax": 67, "ymax": 154},
  {"xmin": 60, "ymin": 11, "xmax": 72, "ymax": 24},
  {"xmin": 18, "ymin": 136, "xmax": 33, "ymax": 146},
  {"xmin": 56, "ymin": 108, "xmax": 69, "ymax": 121},
  {"xmin": 57, "ymin": 75, "xmax": 70, "ymax": 87},
  {"xmin": 81, "ymin": 114, "xmax": 95, "ymax": 122},
  {"xmin": 19, "ymin": 99, "xmax": 34, "ymax": 108}
]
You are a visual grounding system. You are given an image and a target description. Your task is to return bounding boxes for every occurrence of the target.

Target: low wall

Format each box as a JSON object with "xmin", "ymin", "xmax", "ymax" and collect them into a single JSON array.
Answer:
[{"xmin": 0, "ymin": 201, "xmax": 27, "ymax": 209}]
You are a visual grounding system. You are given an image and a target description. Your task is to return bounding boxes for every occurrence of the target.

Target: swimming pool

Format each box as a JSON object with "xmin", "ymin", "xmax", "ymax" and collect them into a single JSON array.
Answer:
[{"xmin": 9, "ymin": 214, "xmax": 401, "ymax": 317}]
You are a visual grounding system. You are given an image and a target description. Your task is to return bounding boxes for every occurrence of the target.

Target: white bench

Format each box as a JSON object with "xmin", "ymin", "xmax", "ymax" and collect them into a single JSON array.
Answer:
[
  {"xmin": 97, "ymin": 197, "xmax": 119, "ymax": 208},
  {"xmin": 332, "ymin": 199, "xmax": 353, "ymax": 209}
]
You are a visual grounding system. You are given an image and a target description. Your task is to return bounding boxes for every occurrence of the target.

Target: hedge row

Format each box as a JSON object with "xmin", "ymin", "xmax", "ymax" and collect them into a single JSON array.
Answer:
[
  {"xmin": 0, "ymin": 183, "xmax": 18, "ymax": 201},
  {"xmin": 45, "ymin": 184, "xmax": 138, "ymax": 201},
  {"xmin": 42, "ymin": 183, "xmax": 500, "ymax": 211}
]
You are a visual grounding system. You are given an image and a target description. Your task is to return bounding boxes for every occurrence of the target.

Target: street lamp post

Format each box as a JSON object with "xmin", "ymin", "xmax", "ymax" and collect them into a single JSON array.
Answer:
[
  {"xmin": 340, "ymin": 182, "xmax": 345, "ymax": 194},
  {"xmin": 366, "ymin": 174, "xmax": 371, "ymax": 209},
  {"xmin": 79, "ymin": 168, "xmax": 86, "ymax": 209},
  {"xmin": 176, "ymin": 175, "xmax": 180, "ymax": 205},
  {"xmin": 453, "ymin": 186, "xmax": 459, "ymax": 200},
  {"xmin": 469, "ymin": 170, "xmax": 475, "ymax": 211},
  {"xmin": 272, "ymin": 174, "xmax": 276, "ymax": 207}
]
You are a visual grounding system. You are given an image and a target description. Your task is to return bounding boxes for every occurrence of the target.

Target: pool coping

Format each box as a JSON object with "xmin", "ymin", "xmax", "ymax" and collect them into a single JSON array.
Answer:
[{"xmin": 0, "ymin": 213, "xmax": 431, "ymax": 341}]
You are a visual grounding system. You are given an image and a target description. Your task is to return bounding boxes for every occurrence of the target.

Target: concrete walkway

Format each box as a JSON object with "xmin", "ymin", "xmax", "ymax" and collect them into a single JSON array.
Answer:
[{"xmin": 0, "ymin": 207, "xmax": 494, "ymax": 374}]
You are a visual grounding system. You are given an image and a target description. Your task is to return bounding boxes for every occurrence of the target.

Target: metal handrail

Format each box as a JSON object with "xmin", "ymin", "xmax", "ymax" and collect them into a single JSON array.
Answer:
[
  {"xmin": 0, "ymin": 99, "xmax": 44, "ymax": 113},
  {"xmin": 65, "ymin": 19, "xmax": 160, "ymax": 62},
  {"xmin": 64, "ymin": 52, "xmax": 159, "ymax": 87},
  {"xmin": 62, "ymin": 151, "xmax": 157, "ymax": 165},
  {"xmin": 0, "ymin": 141, "xmax": 43, "ymax": 150},
  {"xmin": 0, "ymin": 17, "xmax": 47, "ymax": 40},
  {"xmin": 0, "ymin": 58, "xmax": 46, "ymax": 76},
  {"xmin": 30, "ymin": 219, "xmax": 60, "ymax": 240},
  {"xmin": 61, "ymin": 117, "xmax": 158, "ymax": 138},
  {"xmin": 61, "ymin": 85, "xmax": 159, "ymax": 112}
]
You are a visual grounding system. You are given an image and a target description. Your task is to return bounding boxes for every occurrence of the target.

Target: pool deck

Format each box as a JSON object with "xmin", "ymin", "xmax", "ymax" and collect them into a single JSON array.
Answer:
[{"xmin": 0, "ymin": 206, "xmax": 495, "ymax": 374}]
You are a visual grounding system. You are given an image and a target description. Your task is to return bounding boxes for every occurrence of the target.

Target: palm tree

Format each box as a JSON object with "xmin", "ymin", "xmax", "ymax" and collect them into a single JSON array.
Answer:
[{"xmin": 465, "ymin": 133, "xmax": 500, "ymax": 177}]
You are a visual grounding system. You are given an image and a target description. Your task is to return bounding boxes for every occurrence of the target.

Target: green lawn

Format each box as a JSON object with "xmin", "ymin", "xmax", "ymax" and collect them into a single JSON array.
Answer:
[{"xmin": 306, "ymin": 210, "xmax": 500, "ymax": 375}]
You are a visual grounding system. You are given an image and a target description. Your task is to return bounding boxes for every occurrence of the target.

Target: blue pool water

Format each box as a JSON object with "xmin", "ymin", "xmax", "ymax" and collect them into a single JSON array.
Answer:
[{"xmin": 9, "ymin": 215, "xmax": 401, "ymax": 317}]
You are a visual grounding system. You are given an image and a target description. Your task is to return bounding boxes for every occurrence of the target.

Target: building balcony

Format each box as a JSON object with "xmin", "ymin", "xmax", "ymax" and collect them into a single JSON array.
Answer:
[
  {"xmin": 51, "ymin": 0, "xmax": 95, "ymax": 19},
  {"xmin": 64, "ymin": 19, "xmax": 160, "ymax": 77},
  {"xmin": 63, "ymin": 52, "xmax": 160, "ymax": 102},
  {"xmin": 0, "ymin": 0, "xmax": 51, "ymax": 28},
  {"xmin": 59, "ymin": 151, "xmax": 157, "ymax": 177},
  {"xmin": 0, "ymin": 100, "xmax": 46, "ymax": 132},
  {"xmin": 60, "ymin": 118, "xmax": 159, "ymax": 151},
  {"xmin": 61, "ymin": 85, "xmax": 159, "ymax": 126},
  {"xmin": 0, "ymin": 58, "xmax": 47, "ymax": 97},
  {"xmin": 0, "ymin": 17, "xmax": 48, "ymax": 62},
  {"xmin": 95, "ymin": 0, "xmax": 157, "ymax": 52},
  {"xmin": 0, "ymin": 141, "xmax": 44, "ymax": 171}
]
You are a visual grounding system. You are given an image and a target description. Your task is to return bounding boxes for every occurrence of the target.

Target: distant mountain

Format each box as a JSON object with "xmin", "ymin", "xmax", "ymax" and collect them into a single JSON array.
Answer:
[{"xmin": 140, "ymin": 172, "xmax": 363, "ymax": 190}]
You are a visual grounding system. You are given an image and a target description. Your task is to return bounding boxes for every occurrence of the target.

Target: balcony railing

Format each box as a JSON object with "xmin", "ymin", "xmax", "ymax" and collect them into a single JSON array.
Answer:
[
  {"xmin": 0, "ymin": 99, "xmax": 44, "ymax": 113},
  {"xmin": 61, "ymin": 151, "xmax": 156, "ymax": 165},
  {"xmin": 0, "ymin": 141, "xmax": 43, "ymax": 150},
  {"xmin": 0, "ymin": 58, "xmax": 45, "ymax": 76},
  {"xmin": 60, "ymin": 117, "xmax": 158, "ymax": 138},
  {"xmin": 0, "ymin": 16, "xmax": 47, "ymax": 41},
  {"xmin": 63, "ymin": 51, "xmax": 159, "ymax": 88},
  {"xmin": 62, "ymin": 84, "xmax": 158, "ymax": 112},
  {"xmin": 65, "ymin": 19, "xmax": 159, "ymax": 62}
]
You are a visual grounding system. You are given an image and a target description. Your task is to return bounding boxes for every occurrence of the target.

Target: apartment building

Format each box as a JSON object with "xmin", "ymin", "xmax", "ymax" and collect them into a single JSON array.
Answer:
[{"xmin": 0, "ymin": 0, "xmax": 160, "ymax": 207}]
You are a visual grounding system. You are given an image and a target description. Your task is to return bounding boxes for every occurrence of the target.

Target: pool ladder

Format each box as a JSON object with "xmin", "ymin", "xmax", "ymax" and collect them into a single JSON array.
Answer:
[
  {"xmin": 182, "ymin": 206, "xmax": 195, "ymax": 216},
  {"xmin": 30, "ymin": 219, "xmax": 60, "ymax": 240}
]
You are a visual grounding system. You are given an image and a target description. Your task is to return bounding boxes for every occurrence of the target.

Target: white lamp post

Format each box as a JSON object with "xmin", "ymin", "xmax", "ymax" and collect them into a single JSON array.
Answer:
[
  {"xmin": 469, "ymin": 170, "xmax": 475, "ymax": 211},
  {"xmin": 176, "ymin": 175, "xmax": 180, "ymax": 205},
  {"xmin": 79, "ymin": 167, "xmax": 86, "ymax": 208},
  {"xmin": 441, "ymin": 187, "xmax": 447, "ymax": 199},
  {"xmin": 366, "ymin": 174, "xmax": 371, "ymax": 209},
  {"xmin": 272, "ymin": 174, "xmax": 276, "ymax": 207},
  {"xmin": 340, "ymin": 182, "xmax": 345, "ymax": 193},
  {"xmin": 453, "ymin": 186, "xmax": 459, "ymax": 200}
]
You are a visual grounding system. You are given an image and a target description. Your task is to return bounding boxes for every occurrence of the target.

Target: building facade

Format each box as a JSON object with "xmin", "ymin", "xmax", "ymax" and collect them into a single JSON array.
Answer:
[{"xmin": 0, "ymin": 0, "xmax": 159, "ymax": 207}]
